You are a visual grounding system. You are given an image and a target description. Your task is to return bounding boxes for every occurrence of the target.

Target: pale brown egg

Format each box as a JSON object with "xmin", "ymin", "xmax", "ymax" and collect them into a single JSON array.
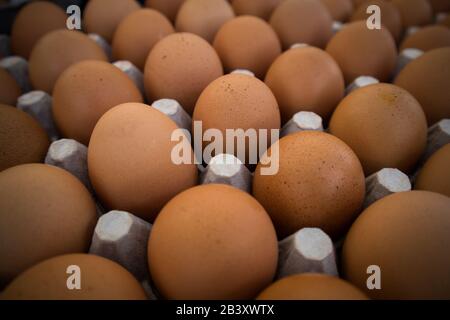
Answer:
[
  {"xmin": 112, "ymin": 9, "xmax": 175, "ymax": 70},
  {"xmin": 0, "ymin": 164, "xmax": 97, "ymax": 286},
  {"xmin": 415, "ymin": 144, "xmax": 450, "ymax": 197},
  {"xmin": 52, "ymin": 60, "xmax": 143, "ymax": 145},
  {"xmin": 144, "ymin": 33, "xmax": 223, "ymax": 114},
  {"xmin": 10, "ymin": 1, "xmax": 66, "ymax": 58},
  {"xmin": 400, "ymin": 25, "xmax": 450, "ymax": 52},
  {"xmin": 270, "ymin": 0, "xmax": 333, "ymax": 49},
  {"xmin": 329, "ymin": 83, "xmax": 427, "ymax": 175},
  {"xmin": 231, "ymin": 0, "xmax": 283, "ymax": 20},
  {"xmin": 342, "ymin": 191, "xmax": 450, "ymax": 299},
  {"xmin": 148, "ymin": 184, "xmax": 278, "ymax": 299},
  {"xmin": 256, "ymin": 274, "xmax": 368, "ymax": 300},
  {"xmin": 326, "ymin": 21, "xmax": 397, "ymax": 84},
  {"xmin": 213, "ymin": 16, "xmax": 281, "ymax": 79},
  {"xmin": 0, "ymin": 68, "xmax": 21, "ymax": 105},
  {"xmin": 265, "ymin": 46, "xmax": 345, "ymax": 123},
  {"xmin": 29, "ymin": 30, "xmax": 108, "ymax": 93},
  {"xmin": 1, "ymin": 254, "xmax": 147, "ymax": 300},
  {"xmin": 0, "ymin": 105, "xmax": 49, "ymax": 172},
  {"xmin": 253, "ymin": 131, "xmax": 366, "ymax": 239},
  {"xmin": 394, "ymin": 47, "xmax": 450, "ymax": 125},
  {"xmin": 145, "ymin": 0, "xmax": 185, "ymax": 22},
  {"xmin": 428, "ymin": 0, "xmax": 450, "ymax": 13},
  {"xmin": 320, "ymin": 0, "xmax": 354, "ymax": 22},
  {"xmin": 391, "ymin": 0, "xmax": 433, "ymax": 29}
]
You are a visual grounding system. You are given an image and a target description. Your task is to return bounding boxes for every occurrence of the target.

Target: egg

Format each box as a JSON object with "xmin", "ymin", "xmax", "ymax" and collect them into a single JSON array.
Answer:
[
  {"xmin": 0, "ymin": 68, "xmax": 21, "ymax": 105},
  {"xmin": 52, "ymin": 60, "xmax": 143, "ymax": 145},
  {"xmin": 428, "ymin": 0, "xmax": 450, "ymax": 13},
  {"xmin": 112, "ymin": 9, "xmax": 175, "ymax": 70},
  {"xmin": 144, "ymin": 33, "xmax": 223, "ymax": 114},
  {"xmin": 0, "ymin": 164, "xmax": 97, "ymax": 286},
  {"xmin": 148, "ymin": 184, "xmax": 278, "ymax": 299},
  {"xmin": 256, "ymin": 274, "xmax": 368, "ymax": 300},
  {"xmin": 270, "ymin": 0, "xmax": 333, "ymax": 50},
  {"xmin": 440, "ymin": 14, "xmax": 450, "ymax": 28},
  {"xmin": 10, "ymin": 1, "xmax": 66, "ymax": 58},
  {"xmin": 83, "ymin": 0, "xmax": 140, "ymax": 42},
  {"xmin": 231, "ymin": 0, "xmax": 283, "ymax": 20},
  {"xmin": 29, "ymin": 30, "xmax": 108, "ymax": 93},
  {"xmin": 400, "ymin": 25, "xmax": 450, "ymax": 52},
  {"xmin": 329, "ymin": 83, "xmax": 427, "ymax": 175},
  {"xmin": 320, "ymin": 0, "xmax": 354, "ymax": 22},
  {"xmin": 0, "ymin": 105, "xmax": 49, "ymax": 172},
  {"xmin": 253, "ymin": 131, "xmax": 365, "ymax": 239},
  {"xmin": 415, "ymin": 144, "xmax": 450, "ymax": 197},
  {"xmin": 145, "ymin": 0, "xmax": 185, "ymax": 22},
  {"xmin": 265, "ymin": 46, "xmax": 345, "ymax": 123},
  {"xmin": 343, "ymin": 191, "xmax": 450, "ymax": 299},
  {"xmin": 213, "ymin": 16, "xmax": 281, "ymax": 79},
  {"xmin": 1, "ymin": 254, "xmax": 147, "ymax": 300},
  {"xmin": 391, "ymin": 0, "xmax": 433, "ymax": 29},
  {"xmin": 394, "ymin": 47, "xmax": 450, "ymax": 125},
  {"xmin": 326, "ymin": 21, "xmax": 397, "ymax": 84}
]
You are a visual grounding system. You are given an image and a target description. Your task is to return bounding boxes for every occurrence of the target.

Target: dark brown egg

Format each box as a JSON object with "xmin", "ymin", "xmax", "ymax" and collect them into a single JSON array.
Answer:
[
  {"xmin": 320, "ymin": 0, "xmax": 354, "ymax": 22},
  {"xmin": 145, "ymin": 0, "xmax": 185, "ymax": 22},
  {"xmin": 391, "ymin": 0, "xmax": 433, "ymax": 29},
  {"xmin": 415, "ymin": 144, "xmax": 450, "ymax": 197},
  {"xmin": 0, "ymin": 68, "xmax": 21, "ymax": 105},
  {"xmin": 231, "ymin": 0, "xmax": 283, "ymax": 20},
  {"xmin": 428, "ymin": 0, "xmax": 450, "ymax": 13},
  {"xmin": 400, "ymin": 25, "xmax": 450, "ymax": 52}
]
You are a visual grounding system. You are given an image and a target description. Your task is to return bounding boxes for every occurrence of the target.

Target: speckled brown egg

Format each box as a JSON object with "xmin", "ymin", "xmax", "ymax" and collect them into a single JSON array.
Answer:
[
  {"xmin": 83, "ymin": 0, "xmax": 141, "ymax": 42},
  {"xmin": 0, "ymin": 164, "xmax": 97, "ymax": 286},
  {"xmin": 394, "ymin": 47, "xmax": 450, "ymax": 125},
  {"xmin": 326, "ymin": 21, "xmax": 397, "ymax": 84},
  {"xmin": 253, "ymin": 131, "xmax": 366, "ymax": 240},
  {"xmin": 145, "ymin": 0, "xmax": 185, "ymax": 22},
  {"xmin": 231, "ymin": 0, "xmax": 283, "ymax": 20},
  {"xmin": 1, "ymin": 254, "xmax": 147, "ymax": 300},
  {"xmin": 428, "ymin": 0, "xmax": 450, "ymax": 13},
  {"xmin": 10, "ymin": 1, "xmax": 66, "ymax": 58},
  {"xmin": 0, "ymin": 105, "xmax": 49, "ymax": 172},
  {"xmin": 213, "ymin": 16, "xmax": 281, "ymax": 79},
  {"xmin": 88, "ymin": 103, "xmax": 198, "ymax": 221},
  {"xmin": 270, "ymin": 0, "xmax": 333, "ymax": 49},
  {"xmin": 265, "ymin": 46, "xmax": 345, "ymax": 123},
  {"xmin": 391, "ymin": 0, "xmax": 433, "ymax": 29},
  {"xmin": 415, "ymin": 144, "xmax": 450, "ymax": 197},
  {"xmin": 329, "ymin": 83, "xmax": 427, "ymax": 175},
  {"xmin": 29, "ymin": 30, "xmax": 108, "ymax": 93},
  {"xmin": 148, "ymin": 184, "xmax": 278, "ymax": 300},
  {"xmin": 320, "ymin": 0, "xmax": 354, "ymax": 22},
  {"xmin": 53, "ymin": 60, "xmax": 143, "ymax": 145},
  {"xmin": 144, "ymin": 33, "xmax": 223, "ymax": 114},
  {"xmin": 400, "ymin": 25, "xmax": 450, "ymax": 51},
  {"xmin": 343, "ymin": 191, "xmax": 450, "ymax": 299},
  {"xmin": 112, "ymin": 9, "xmax": 175, "ymax": 70},
  {"xmin": 0, "ymin": 68, "xmax": 20, "ymax": 105},
  {"xmin": 256, "ymin": 274, "xmax": 368, "ymax": 300}
]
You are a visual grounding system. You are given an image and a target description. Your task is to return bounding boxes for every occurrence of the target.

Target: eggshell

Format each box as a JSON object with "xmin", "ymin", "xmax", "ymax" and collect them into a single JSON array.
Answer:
[
  {"xmin": 400, "ymin": 26, "xmax": 450, "ymax": 52},
  {"xmin": 145, "ymin": 0, "xmax": 185, "ymax": 22},
  {"xmin": 148, "ymin": 184, "xmax": 278, "ymax": 300},
  {"xmin": 0, "ymin": 105, "xmax": 49, "ymax": 172},
  {"xmin": 329, "ymin": 83, "xmax": 427, "ymax": 175},
  {"xmin": 256, "ymin": 274, "xmax": 368, "ymax": 300},
  {"xmin": 320, "ymin": 0, "xmax": 354, "ymax": 22},
  {"xmin": 1, "ymin": 254, "xmax": 147, "ymax": 300},
  {"xmin": 428, "ymin": 0, "xmax": 450, "ymax": 13},
  {"xmin": 415, "ymin": 144, "xmax": 450, "ymax": 197},
  {"xmin": 269, "ymin": 0, "xmax": 333, "ymax": 50},
  {"xmin": 265, "ymin": 46, "xmax": 345, "ymax": 123},
  {"xmin": 0, "ymin": 68, "xmax": 21, "ymax": 105},
  {"xmin": 394, "ymin": 47, "xmax": 450, "ymax": 125},
  {"xmin": 10, "ymin": 1, "xmax": 67, "ymax": 58},
  {"xmin": 253, "ymin": 131, "xmax": 365, "ymax": 239},
  {"xmin": 112, "ymin": 9, "xmax": 175, "ymax": 70},
  {"xmin": 440, "ymin": 14, "xmax": 450, "ymax": 28},
  {"xmin": 52, "ymin": 60, "xmax": 143, "ymax": 145},
  {"xmin": 29, "ymin": 30, "xmax": 108, "ymax": 93},
  {"xmin": 231, "ymin": 0, "xmax": 283, "ymax": 20},
  {"xmin": 144, "ymin": 33, "xmax": 223, "ymax": 114},
  {"xmin": 342, "ymin": 191, "xmax": 450, "ymax": 299},
  {"xmin": 0, "ymin": 164, "xmax": 97, "ymax": 286},
  {"xmin": 391, "ymin": 0, "xmax": 433, "ymax": 29}
]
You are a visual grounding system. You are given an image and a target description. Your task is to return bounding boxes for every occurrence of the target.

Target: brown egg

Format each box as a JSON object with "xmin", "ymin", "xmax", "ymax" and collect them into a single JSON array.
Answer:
[
  {"xmin": 329, "ymin": 83, "xmax": 427, "ymax": 175},
  {"xmin": 320, "ymin": 0, "xmax": 354, "ymax": 22},
  {"xmin": 253, "ymin": 131, "xmax": 365, "ymax": 240},
  {"xmin": 231, "ymin": 0, "xmax": 283, "ymax": 20},
  {"xmin": 83, "ymin": 0, "xmax": 140, "ymax": 42},
  {"xmin": 0, "ymin": 105, "xmax": 49, "ymax": 172},
  {"xmin": 144, "ymin": 33, "xmax": 223, "ymax": 114},
  {"xmin": 265, "ymin": 46, "xmax": 345, "ymax": 123},
  {"xmin": 112, "ymin": 9, "xmax": 175, "ymax": 70},
  {"xmin": 415, "ymin": 144, "xmax": 450, "ymax": 197},
  {"xmin": 145, "ymin": 0, "xmax": 185, "ymax": 22},
  {"xmin": 428, "ymin": 0, "xmax": 450, "ymax": 13},
  {"xmin": 394, "ymin": 47, "xmax": 450, "ymax": 125},
  {"xmin": 53, "ymin": 61, "xmax": 143, "ymax": 145},
  {"xmin": 440, "ymin": 14, "xmax": 450, "ymax": 28},
  {"xmin": 88, "ymin": 103, "xmax": 198, "ymax": 221},
  {"xmin": 400, "ymin": 25, "xmax": 450, "ymax": 52},
  {"xmin": 0, "ymin": 68, "xmax": 21, "ymax": 105},
  {"xmin": 0, "ymin": 164, "xmax": 97, "ymax": 286},
  {"xmin": 213, "ymin": 16, "xmax": 281, "ymax": 79},
  {"xmin": 391, "ymin": 0, "xmax": 433, "ymax": 29},
  {"xmin": 1, "ymin": 254, "xmax": 147, "ymax": 300},
  {"xmin": 10, "ymin": 1, "xmax": 66, "ymax": 58},
  {"xmin": 343, "ymin": 191, "xmax": 450, "ymax": 299},
  {"xmin": 29, "ymin": 30, "xmax": 108, "ymax": 93},
  {"xmin": 326, "ymin": 21, "xmax": 397, "ymax": 84},
  {"xmin": 175, "ymin": 0, "xmax": 235, "ymax": 43},
  {"xmin": 148, "ymin": 184, "xmax": 278, "ymax": 299},
  {"xmin": 256, "ymin": 274, "xmax": 368, "ymax": 300},
  {"xmin": 270, "ymin": 0, "xmax": 333, "ymax": 50}
]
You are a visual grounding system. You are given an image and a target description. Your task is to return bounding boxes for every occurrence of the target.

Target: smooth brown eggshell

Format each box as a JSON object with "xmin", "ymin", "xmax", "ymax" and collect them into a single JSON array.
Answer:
[
  {"xmin": 428, "ymin": 0, "xmax": 450, "ymax": 13},
  {"xmin": 320, "ymin": 0, "xmax": 354, "ymax": 22},
  {"xmin": 415, "ymin": 144, "xmax": 450, "ymax": 197},
  {"xmin": 231, "ymin": 0, "xmax": 283, "ymax": 20},
  {"xmin": 343, "ymin": 191, "xmax": 450, "ymax": 299},
  {"xmin": 145, "ymin": 0, "xmax": 185, "ymax": 22},
  {"xmin": 0, "ymin": 164, "xmax": 97, "ymax": 286},
  {"xmin": 391, "ymin": 0, "xmax": 433, "ymax": 29},
  {"xmin": 253, "ymin": 131, "xmax": 366, "ymax": 240},
  {"xmin": 0, "ymin": 68, "xmax": 21, "ymax": 105},
  {"xmin": 148, "ymin": 184, "xmax": 278, "ymax": 300},
  {"xmin": 440, "ymin": 15, "xmax": 450, "ymax": 28},
  {"xmin": 400, "ymin": 25, "xmax": 450, "ymax": 52}
]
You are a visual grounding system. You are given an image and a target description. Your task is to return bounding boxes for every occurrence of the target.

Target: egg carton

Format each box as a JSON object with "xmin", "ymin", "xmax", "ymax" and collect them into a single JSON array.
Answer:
[{"xmin": 0, "ymin": 55, "xmax": 31, "ymax": 93}]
